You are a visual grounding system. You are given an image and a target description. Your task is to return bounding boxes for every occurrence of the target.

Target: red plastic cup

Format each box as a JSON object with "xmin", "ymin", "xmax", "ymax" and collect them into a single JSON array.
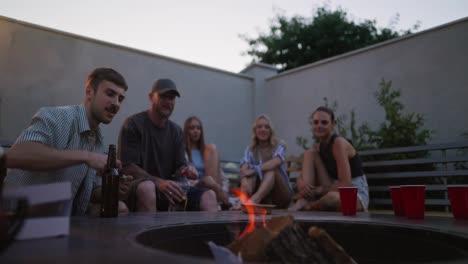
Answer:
[
  {"xmin": 339, "ymin": 187, "xmax": 358, "ymax": 216},
  {"xmin": 389, "ymin": 186, "xmax": 405, "ymax": 216},
  {"xmin": 401, "ymin": 185, "xmax": 426, "ymax": 219},
  {"xmin": 447, "ymin": 185, "xmax": 468, "ymax": 219}
]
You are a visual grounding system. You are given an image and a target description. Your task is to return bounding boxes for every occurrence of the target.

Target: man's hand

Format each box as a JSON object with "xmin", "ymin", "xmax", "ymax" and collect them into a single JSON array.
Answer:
[
  {"xmin": 185, "ymin": 165, "xmax": 199, "ymax": 180},
  {"xmin": 118, "ymin": 175, "xmax": 133, "ymax": 199},
  {"xmin": 156, "ymin": 179, "xmax": 184, "ymax": 205},
  {"xmin": 121, "ymin": 163, "xmax": 150, "ymax": 180},
  {"xmin": 86, "ymin": 152, "xmax": 122, "ymax": 170}
]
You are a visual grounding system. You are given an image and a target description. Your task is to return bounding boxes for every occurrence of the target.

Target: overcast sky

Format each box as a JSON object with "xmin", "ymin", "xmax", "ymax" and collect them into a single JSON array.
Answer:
[{"xmin": 1, "ymin": 0, "xmax": 467, "ymax": 72}]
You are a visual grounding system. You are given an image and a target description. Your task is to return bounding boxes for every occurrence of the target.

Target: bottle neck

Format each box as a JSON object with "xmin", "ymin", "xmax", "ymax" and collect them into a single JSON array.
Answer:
[{"xmin": 106, "ymin": 145, "xmax": 117, "ymax": 169}]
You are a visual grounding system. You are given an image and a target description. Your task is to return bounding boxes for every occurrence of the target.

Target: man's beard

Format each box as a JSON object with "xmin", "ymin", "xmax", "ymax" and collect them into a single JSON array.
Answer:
[{"xmin": 157, "ymin": 106, "xmax": 173, "ymax": 118}]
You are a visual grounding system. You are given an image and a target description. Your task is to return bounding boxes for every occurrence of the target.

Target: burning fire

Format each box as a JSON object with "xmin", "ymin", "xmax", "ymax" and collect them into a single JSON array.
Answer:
[{"xmin": 233, "ymin": 189, "xmax": 267, "ymax": 240}]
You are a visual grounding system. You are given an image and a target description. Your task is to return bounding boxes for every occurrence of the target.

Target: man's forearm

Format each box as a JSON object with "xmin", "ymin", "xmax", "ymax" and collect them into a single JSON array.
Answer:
[
  {"xmin": 148, "ymin": 175, "xmax": 164, "ymax": 189},
  {"xmin": 6, "ymin": 142, "xmax": 90, "ymax": 171}
]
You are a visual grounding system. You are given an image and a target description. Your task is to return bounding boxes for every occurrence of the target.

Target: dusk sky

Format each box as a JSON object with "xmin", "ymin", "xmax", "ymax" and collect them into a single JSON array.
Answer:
[{"xmin": 1, "ymin": 0, "xmax": 467, "ymax": 72}]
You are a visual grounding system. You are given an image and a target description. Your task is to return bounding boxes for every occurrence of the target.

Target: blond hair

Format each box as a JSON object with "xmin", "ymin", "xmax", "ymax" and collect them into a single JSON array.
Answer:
[{"xmin": 250, "ymin": 114, "xmax": 281, "ymax": 163}]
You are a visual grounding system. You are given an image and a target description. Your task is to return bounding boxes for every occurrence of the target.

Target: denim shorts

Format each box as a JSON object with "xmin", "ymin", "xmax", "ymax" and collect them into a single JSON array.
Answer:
[{"xmin": 352, "ymin": 175, "xmax": 370, "ymax": 210}]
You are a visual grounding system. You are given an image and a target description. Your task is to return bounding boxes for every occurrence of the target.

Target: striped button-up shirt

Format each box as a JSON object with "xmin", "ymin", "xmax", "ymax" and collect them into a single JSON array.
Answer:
[
  {"xmin": 5, "ymin": 104, "xmax": 103, "ymax": 216},
  {"xmin": 240, "ymin": 143, "xmax": 292, "ymax": 191}
]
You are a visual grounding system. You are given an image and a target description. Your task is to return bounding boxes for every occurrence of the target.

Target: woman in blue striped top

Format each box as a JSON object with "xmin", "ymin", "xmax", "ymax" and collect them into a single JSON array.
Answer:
[{"xmin": 238, "ymin": 115, "xmax": 293, "ymax": 209}]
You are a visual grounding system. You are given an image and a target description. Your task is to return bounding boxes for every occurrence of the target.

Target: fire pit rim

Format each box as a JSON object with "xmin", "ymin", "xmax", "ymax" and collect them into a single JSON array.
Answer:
[{"xmin": 130, "ymin": 218, "xmax": 468, "ymax": 263}]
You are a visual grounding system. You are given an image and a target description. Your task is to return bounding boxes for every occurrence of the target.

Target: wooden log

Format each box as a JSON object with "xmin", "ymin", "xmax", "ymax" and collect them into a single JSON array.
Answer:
[
  {"xmin": 227, "ymin": 227, "xmax": 276, "ymax": 262},
  {"xmin": 227, "ymin": 215, "xmax": 356, "ymax": 263},
  {"xmin": 308, "ymin": 226, "xmax": 357, "ymax": 264},
  {"xmin": 266, "ymin": 223, "xmax": 332, "ymax": 264},
  {"xmin": 267, "ymin": 215, "xmax": 294, "ymax": 234}
]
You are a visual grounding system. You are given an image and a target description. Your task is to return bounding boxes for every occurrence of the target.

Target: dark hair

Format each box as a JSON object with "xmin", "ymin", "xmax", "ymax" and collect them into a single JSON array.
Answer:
[
  {"xmin": 86, "ymin": 68, "xmax": 128, "ymax": 91},
  {"xmin": 183, "ymin": 116, "xmax": 205, "ymax": 162},
  {"xmin": 312, "ymin": 106, "xmax": 335, "ymax": 123}
]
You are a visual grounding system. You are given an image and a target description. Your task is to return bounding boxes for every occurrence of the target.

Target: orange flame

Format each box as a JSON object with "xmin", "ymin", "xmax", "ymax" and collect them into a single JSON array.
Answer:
[{"xmin": 233, "ymin": 189, "xmax": 267, "ymax": 240}]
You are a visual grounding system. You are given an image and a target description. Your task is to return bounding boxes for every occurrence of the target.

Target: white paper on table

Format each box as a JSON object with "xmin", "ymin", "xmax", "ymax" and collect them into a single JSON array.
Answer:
[{"xmin": 2, "ymin": 182, "xmax": 72, "ymax": 240}]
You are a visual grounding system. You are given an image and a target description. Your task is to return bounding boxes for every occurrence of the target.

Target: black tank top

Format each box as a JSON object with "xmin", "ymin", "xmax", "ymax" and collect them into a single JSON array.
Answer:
[{"xmin": 319, "ymin": 134, "xmax": 364, "ymax": 180}]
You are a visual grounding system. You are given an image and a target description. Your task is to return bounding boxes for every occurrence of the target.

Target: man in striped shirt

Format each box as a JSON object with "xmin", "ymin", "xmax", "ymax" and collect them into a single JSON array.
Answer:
[{"xmin": 4, "ymin": 68, "xmax": 128, "ymax": 216}]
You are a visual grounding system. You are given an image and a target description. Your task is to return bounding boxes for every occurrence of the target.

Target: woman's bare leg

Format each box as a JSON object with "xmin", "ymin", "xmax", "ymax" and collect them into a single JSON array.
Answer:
[
  {"xmin": 250, "ymin": 171, "xmax": 275, "ymax": 204},
  {"xmin": 313, "ymin": 191, "xmax": 340, "ymax": 211},
  {"xmin": 240, "ymin": 175, "xmax": 257, "ymax": 197},
  {"xmin": 270, "ymin": 170, "xmax": 293, "ymax": 209},
  {"xmin": 230, "ymin": 175, "xmax": 257, "ymax": 210},
  {"xmin": 307, "ymin": 148, "xmax": 332, "ymax": 186},
  {"xmin": 290, "ymin": 148, "xmax": 331, "ymax": 211},
  {"xmin": 310, "ymin": 191, "xmax": 364, "ymax": 211},
  {"xmin": 290, "ymin": 150, "xmax": 319, "ymax": 211},
  {"xmin": 203, "ymin": 144, "xmax": 222, "ymax": 186},
  {"xmin": 199, "ymin": 175, "xmax": 230, "ymax": 206},
  {"xmin": 301, "ymin": 149, "xmax": 318, "ymax": 187}
]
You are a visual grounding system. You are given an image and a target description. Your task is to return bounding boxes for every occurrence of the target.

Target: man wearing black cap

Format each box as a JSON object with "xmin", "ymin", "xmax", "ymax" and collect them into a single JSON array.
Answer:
[{"xmin": 118, "ymin": 78, "xmax": 219, "ymax": 212}]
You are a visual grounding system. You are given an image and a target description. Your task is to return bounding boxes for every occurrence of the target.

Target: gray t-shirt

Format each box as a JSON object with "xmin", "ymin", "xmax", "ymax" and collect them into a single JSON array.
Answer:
[{"xmin": 118, "ymin": 111, "xmax": 186, "ymax": 179}]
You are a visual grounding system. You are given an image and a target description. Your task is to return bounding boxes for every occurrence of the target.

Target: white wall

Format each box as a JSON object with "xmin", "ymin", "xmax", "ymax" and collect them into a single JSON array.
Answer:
[
  {"xmin": 2, "ymin": 16, "xmax": 467, "ymax": 161},
  {"xmin": 241, "ymin": 63, "xmax": 278, "ymax": 117},
  {"xmin": 0, "ymin": 18, "xmax": 254, "ymax": 161},
  {"xmin": 266, "ymin": 18, "xmax": 468, "ymax": 156}
]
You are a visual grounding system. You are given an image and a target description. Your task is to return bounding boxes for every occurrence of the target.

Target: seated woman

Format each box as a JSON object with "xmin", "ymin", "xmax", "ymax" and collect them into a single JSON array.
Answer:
[
  {"xmin": 289, "ymin": 106, "xmax": 369, "ymax": 211},
  {"xmin": 237, "ymin": 115, "xmax": 292, "ymax": 209},
  {"xmin": 184, "ymin": 116, "xmax": 231, "ymax": 209}
]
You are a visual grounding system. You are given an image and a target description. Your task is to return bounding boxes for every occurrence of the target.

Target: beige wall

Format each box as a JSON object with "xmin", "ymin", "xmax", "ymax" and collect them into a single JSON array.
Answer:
[
  {"xmin": 266, "ymin": 18, "xmax": 468, "ymax": 156},
  {"xmin": 1, "ymin": 16, "xmax": 467, "ymax": 161},
  {"xmin": 0, "ymin": 18, "xmax": 254, "ymax": 160}
]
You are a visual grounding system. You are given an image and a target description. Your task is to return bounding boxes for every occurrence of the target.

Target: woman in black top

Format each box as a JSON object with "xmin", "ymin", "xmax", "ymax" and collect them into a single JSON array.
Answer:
[{"xmin": 289, "ymin": 106, "xmax": 369, "ymax": 211}]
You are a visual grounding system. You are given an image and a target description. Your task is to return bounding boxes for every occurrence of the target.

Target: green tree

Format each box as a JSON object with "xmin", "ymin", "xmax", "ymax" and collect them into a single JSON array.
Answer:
[
  {"xmin": 371, "ymin": 79, "xmax": 432, "ymax": 149},
  {"xmin": 296, "ymin": 79, "xmax": 432, "ymax": 151},
  {"xmin": 243, "ymin": 6, "xmax": 418, "ymax": 71}
]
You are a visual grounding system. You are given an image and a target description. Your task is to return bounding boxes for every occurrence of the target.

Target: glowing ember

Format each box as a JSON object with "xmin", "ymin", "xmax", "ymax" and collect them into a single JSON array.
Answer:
[{"xmin": 233, "ymin": 189, "xmax": 267, "ymax": 239}]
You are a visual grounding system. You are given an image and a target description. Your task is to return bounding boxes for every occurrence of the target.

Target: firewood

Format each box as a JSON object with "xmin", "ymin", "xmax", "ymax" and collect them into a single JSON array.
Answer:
[
  {"xmin": 227, "ymin": 227, "xmax": 276, "ymax": 262},
  {"xmin": 227, "ymin": 215, "xmax": 356, "ymax": 263},
  {"xmin": 227, "ymin": 215, "xmax": 294, "ymax": 262},
  {"xmin": 266, "ymin": 223, "xmax": 332, "ymax": 264},
  {"xmin": 267, "ymin": 215, "xmax": 294, "ymax": 234},
  {"xmin": 308, "ymin": 226, "xmax": 357, "ymax": 264}
]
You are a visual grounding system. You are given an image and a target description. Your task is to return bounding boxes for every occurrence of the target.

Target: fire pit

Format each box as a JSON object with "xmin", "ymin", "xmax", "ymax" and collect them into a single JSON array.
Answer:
[
  {"xmin": 2, "ymin": 211, "xmax": 468, "ymax": 263},
  {"xmin": 135, "ymin": 219, "xmax": 468, "ymax": 263}
]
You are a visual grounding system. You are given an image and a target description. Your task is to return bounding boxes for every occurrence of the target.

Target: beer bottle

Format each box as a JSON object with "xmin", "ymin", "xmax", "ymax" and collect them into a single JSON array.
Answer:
[
  {"xmin": 0, "ymin": 147, "xmax": 7, "ymax": 193},
  {"xmin": 100, "ymin": 144, "xmax": 120, "ymax": 217}
]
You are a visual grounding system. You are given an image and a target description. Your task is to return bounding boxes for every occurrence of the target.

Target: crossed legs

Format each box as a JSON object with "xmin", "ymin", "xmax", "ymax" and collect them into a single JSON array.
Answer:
[
  {"xmin": 200, "ymin": 144, "xmax": 231, "ymax": 207},
  {"xmin": 290, "ymin": 149, "xmax": 363, "ymax": 211},
  {"xmin": 290, "ymin": 148, "xmax": 335, "ymax": 211},
  {"xmin": 240, "ymin": 169, "xmax": 292, "ymax": 209}
]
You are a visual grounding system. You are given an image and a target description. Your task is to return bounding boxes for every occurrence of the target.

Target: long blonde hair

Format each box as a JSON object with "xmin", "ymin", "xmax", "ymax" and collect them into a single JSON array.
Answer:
[{"xmin": 250, "ymin": 114, "xmax": 280, "ymax": 163}]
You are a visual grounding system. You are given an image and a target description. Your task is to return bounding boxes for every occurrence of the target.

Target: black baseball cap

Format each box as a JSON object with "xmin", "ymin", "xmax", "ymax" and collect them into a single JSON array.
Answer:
[{"xmin": 151, "ymin": 78, "xmax": 180, "ymax": 97}]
